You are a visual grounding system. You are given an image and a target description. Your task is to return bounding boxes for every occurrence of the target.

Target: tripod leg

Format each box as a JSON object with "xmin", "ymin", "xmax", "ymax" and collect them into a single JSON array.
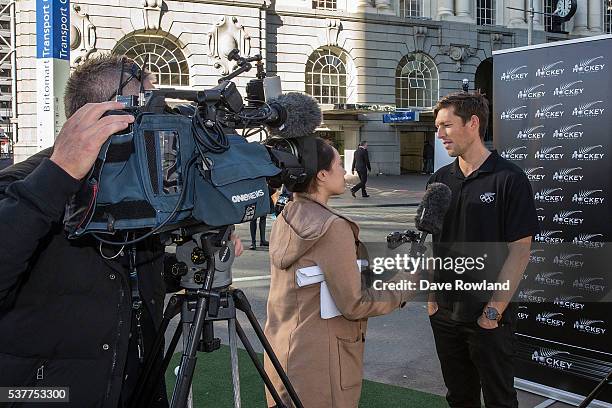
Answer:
[
  {"xmin": 233, "ymin": 290, "xmax": 304, "ymax": 408},
  {"xmin": 228, "ymin": 318, "xmax": 242, "ymax": 408},
  {"xmin": 234, "ymin": 320, "xmax": 287, "ymax": 408},
  {"xmin": 578, "ymin": 369, "xmax": 612, "ymax": 408}
]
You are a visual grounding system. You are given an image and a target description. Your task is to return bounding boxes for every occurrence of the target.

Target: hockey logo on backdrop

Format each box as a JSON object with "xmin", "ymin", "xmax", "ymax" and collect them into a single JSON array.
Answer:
[
  {"xmin": 518, "ymin": 84, "xmax": 546, "ymax": 100},
  {"xmin": 534, "ymin": 188, "xmax": 564, "ymax": 203},
  {"xmin": 571, "ymin": 190, "xmax": 605, "ymax": 206},
  {"xmin": 572, "ymin": 233, "xmax": 605, "ymax": 249},
  {"xmin": 529, "ymin": 249, "xmax": 547, "ymax": 264},
  {"xmin": 572, "ymin": 56, "xmax": 606, "ymax": 74},
  {"xmin": 535, "ymin": 146, "xmax": 564, "ymax": 160},
  {"xmin": 552, "ymin": 124, "xmax": 583, "ymax": 139},
  {"xmin": 535, "ymin": 230, "xmax": 565, "ymax": 244},
  {"xmin": 534, "ymin": 271, "xmax": 565, "ymax": 286},
  {"xmin": 525, "ymin": 167, "xmax": 546, "ymax": 181},
  {"xmin": 573, "ymin": 277, "xmax": 606, "ymax": 292},
  {"xmin": 553, "ymin": 80, "xmax": 585, "ymax": 97},
  {"xmin": 553, "ymin": 253, "xmax": 584, "ymax": 269},
  {"xmin": 552, "ymin": 167, "xmax": 583, "ymax": 183},
  {"xmin": 500, "ymin": 106, "xmax": 528, "ymax": 121},
  {"xmin": 572, "ymin": 101, "xmax": 605, "ymax": 117},
  {"xmin": 536, "ymin": 312, "xmax": 566, "ymax": 327},
  {"xmin": 517, "ymin": 305, "xmax": 530, "ymax": 320},
  {"xmin": 554, "ymin": 295, "xmax": 585, "ymax": 310},
  {"xmin": 536, "ymin": 61, "xmax": 565, "ymax": 78},
  {"xmin": 501, "ymin": 65, "xmax": 529, "ymax": 81},
  {"xmin": 517, "ymin": 125, "xmax": 546, "ymax": 140},
  {"xmin": 532, "ymin": 348, "xmax": 572, "ymax": 370},
  {"xmin": 518, "ymin": 289, "xmax": 547, "ymax": 302},
  {"xmin": 552, "ymin": 210, "xmax": 584, "ymax": 226},
  {"xmin": 572, "ymin": 145, "xmax": 605, "ymax": 161},
  {"xmin": 534, "ymin": 104, "xmax": 565, "ymax": 119},
  {"xmin": 500, "ymin": 146, "xmax": 529, "ymax": 160},
  {"xmin": 574, "ymin": 319, "xmax": 607, "ymax": 335}
]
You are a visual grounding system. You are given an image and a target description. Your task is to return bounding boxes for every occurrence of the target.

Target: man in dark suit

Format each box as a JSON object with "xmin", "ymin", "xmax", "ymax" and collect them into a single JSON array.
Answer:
[{"xmin": 350, "ymin": 141, "xmax": 371, "ymax": 198}]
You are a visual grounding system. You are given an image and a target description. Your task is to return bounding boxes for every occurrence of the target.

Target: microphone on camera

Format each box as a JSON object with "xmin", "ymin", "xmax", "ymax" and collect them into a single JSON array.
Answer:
[
  {"xmin": 266, "ymin": 93, "xmax": 323, "ymax": 139},
  {"xmin": 414, "ymin": 182, "xmax": 452, "ymax": 244}
]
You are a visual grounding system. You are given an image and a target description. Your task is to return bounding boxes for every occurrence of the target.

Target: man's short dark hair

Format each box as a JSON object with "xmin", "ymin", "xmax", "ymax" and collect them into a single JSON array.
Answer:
[
  {"xmin": 359, "ymin": 141, "xmax": 367, "ymax": 147},
  {"xmin": 434, "ymin": 92, "xmax": 489, "ymax": 140},
  {"xmin": 64, "ymin": 54, "xmax": 146, "ymax": 118}
]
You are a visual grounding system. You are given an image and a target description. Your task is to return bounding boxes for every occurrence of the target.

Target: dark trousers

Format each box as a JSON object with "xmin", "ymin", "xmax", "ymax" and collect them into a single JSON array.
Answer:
[
  {"xmin": 423, "ymin": 158, "xmax": 434, "ymax": 174},
  {"xmin": 429, "ymin": 310, "xmax": 518, "ymax": 408},
  {"xmin": 250, "ymin": 215, "xmax": 267, "ymax": 244},
  {"xmin": 351, "ymin": 169, "xmax": 368, "ymax": 196}
]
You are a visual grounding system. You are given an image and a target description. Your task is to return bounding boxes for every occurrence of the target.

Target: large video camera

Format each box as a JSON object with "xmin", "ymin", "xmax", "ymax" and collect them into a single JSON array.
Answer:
[{"xmin": 64, "ymin": 51, "xmax": 321, "ymax": 241}]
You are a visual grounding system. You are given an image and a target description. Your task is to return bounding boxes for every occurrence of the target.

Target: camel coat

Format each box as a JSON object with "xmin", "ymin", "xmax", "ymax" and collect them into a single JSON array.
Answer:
[{"xmin": 263, "ymin": 194, "xmax": 409, "ymax": 408}]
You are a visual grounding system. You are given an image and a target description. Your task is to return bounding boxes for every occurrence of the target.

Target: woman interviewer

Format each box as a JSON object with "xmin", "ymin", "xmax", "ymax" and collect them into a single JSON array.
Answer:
[{"xmin": 263, "ymin": 138, "xmax": 409, "ymax": 408}]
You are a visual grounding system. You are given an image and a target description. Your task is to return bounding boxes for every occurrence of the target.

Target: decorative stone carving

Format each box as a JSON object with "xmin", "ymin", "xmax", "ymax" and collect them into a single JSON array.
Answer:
[
  {"xmin": 143, "ymin": 0, "xmax": 164, "ymax": 31},
  {"xmin": 413, "ymin": 26, "xmax": 427, "ymax": 52},
  {"xmin": 207, "ymin": 16, "xmax": 252, "ymax": 75},
  {"xmin": 356, "ymin": 0, "xmax": 373, "ymax": 10},
  {"xmin": 490, "ymin": 33, "xmax": 503, "ymax": 51},
  {"xmin": 440, "ymin": 44, "xmax": 477, "ymax": 72},
  {"xmin": 326, "ymin": 19, "xmax": 342, "ymax": 47},
  {"xmin": 71, "ymin": 5, "xmax": 97, "ymax": 65}
]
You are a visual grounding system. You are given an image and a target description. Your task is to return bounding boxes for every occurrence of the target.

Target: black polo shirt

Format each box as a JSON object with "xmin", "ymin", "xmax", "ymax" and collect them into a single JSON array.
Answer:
[{"xmin": 428, "ymin": 150, "xmax": 539, "ymax": 323}]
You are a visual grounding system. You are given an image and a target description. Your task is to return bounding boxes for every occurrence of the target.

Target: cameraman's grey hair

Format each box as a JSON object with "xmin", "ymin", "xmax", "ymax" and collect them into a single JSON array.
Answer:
[{"xmin": 64, "ymin": 53, "xmax": 146, "ymax": 118}]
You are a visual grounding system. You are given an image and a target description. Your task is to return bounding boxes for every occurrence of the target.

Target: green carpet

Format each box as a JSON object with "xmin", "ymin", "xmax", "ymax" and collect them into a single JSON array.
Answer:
[{"xmin": 165, "ymin": 345, "xmax": 447, "ymax": 407}]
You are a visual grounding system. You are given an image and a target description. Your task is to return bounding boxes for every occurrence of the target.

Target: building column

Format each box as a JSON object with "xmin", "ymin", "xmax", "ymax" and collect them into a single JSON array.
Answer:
[
  {"xmin": 507, "ymin": 0, "xmax": 526, "ymax": 27},
  {"xmin": 572, "ymin": 0, "xmax": 589, "ymax": 34},
  {"xmin": 437, "ymin": 0, "xmax": 455, "ymax": 19},
  {"xmin": 588, "ymin": 0, "xmax": 602, "ymax": 32},
  {"xmin": 533, "ymin": 0, "xmax": 543, "ymax": 27},
  {"xmin": 356, "ymin": 0, "xmax": 373, "ymax": 10},
  {"xmin": 455, "ymin": 0, "xmax": 472, "ymax": 20}
]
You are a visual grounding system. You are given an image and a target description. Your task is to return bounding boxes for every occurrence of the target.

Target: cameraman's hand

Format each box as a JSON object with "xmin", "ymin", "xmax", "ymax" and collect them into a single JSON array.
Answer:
[
  {"xmin": 50, "ymin": 101, "xmax": 135, "ymax": 180},
  {"xmin": 231, "ymin": 233, "xmax": 244, "ymax": 257}
]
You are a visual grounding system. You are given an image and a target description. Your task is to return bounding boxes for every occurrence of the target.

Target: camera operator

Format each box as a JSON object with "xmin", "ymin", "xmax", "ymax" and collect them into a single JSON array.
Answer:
[{"xmin": 0, "ymin": 54, "xmax": 242, "ymax": 407}]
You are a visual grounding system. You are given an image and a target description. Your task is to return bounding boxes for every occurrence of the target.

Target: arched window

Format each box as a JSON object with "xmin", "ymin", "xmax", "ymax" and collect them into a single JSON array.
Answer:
[
  {"xmin": 395, "ymin": 53, "xmax": 439, "ymax": 109},
  {"xmin": 113, "ymin": 33, "xmax": 189, "ymax": 87},
  {"xmin": 305, "ymin": 48, "xmax": 350, "ymax": 105}
]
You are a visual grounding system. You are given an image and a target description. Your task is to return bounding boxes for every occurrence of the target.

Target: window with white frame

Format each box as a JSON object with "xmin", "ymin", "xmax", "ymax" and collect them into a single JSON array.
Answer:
[
  {"xmin": 544, "ymin": 0, "xmax": 565, "ymax": 32},
  {"xmin": 113, "ymin": 33, "xmax": 189, "ymax": 87},
  {"xmin": 477, "ymin": 0, "xmax": 496, "ymax": 25},
  {"xmin": 605, "ymin": 0, "xmax": 612, "ymax": 33},
  {"xmin": 396, "ymin": 53, "xmax": 439, "ymax": 109},
  {"xmin": 400, "ymin": 0, "xmax": 423, "ymax": 17},
  {"xmin": 312, "ymin": 0, "xmax": 337, "ymax": 10},
  {"xmin": 305, "ymin": 48, "xmax": 350, "ymax": 105}
]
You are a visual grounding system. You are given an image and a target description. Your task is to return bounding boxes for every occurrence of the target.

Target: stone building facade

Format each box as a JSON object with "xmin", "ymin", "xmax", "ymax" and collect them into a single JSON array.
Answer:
[{"xmin": 12, "ymin": 0, "xmax": 611, "ymax": 173}]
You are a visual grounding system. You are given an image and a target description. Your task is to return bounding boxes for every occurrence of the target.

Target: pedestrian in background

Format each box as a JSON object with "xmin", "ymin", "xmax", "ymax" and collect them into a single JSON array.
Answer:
[{"xmin": 350, "ymin": 140, "xmax": 371, "ymax": 198}]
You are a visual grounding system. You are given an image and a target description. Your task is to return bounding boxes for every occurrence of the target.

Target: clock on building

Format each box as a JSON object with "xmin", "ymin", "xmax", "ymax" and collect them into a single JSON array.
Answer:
[{"xmin": 553, "ymin": 0, "xmax": 577, "ymax": 21}]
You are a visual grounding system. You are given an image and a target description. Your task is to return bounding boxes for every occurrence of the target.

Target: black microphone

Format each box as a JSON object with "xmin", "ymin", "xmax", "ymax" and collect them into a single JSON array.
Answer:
[
  {"xmin": 266, "ymin": 93, "xmax": 322, "ymax": 139},
  {"xmin": 414, "ymin": 182, "xmax": 452, "ymax": 244}
]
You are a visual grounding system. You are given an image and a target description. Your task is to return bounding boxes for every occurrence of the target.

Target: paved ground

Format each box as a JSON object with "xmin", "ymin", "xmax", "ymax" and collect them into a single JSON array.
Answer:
[{"xmin": 165, "ymin": 173, "xmax": 575, "ymax": 407}]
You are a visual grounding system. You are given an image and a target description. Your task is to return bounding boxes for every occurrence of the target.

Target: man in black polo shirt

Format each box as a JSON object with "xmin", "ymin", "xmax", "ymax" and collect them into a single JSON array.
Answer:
[{"xmin": 427, "ymin": 92, "xmax": 538, "ymax": 408}]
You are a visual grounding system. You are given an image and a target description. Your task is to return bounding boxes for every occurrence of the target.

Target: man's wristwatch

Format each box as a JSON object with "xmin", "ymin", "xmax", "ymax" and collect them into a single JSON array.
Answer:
[{"xmin": 484, "ymin": 306, "xmax": 502, "ymax": 322}]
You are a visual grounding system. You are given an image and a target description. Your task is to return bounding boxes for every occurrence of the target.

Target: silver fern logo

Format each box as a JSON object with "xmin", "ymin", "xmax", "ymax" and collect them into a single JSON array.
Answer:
[
  {"xmin": 572, "ymin": 145, "xmax": 605, "ymax": 160},
  {"xmin": 529, "ymin": 249, "xmax": 546, "ymax": 264},
  {"xmin": 552, "ymin": 167, "xmax": 583, "ymax": 183},
  {"xmin": 518, "ymin": 289, "xmax": 547, "ymax": 302},
  {"xmin": 534, "ymin": 272, "xmax": 564, "ymax": 286},
  {"xmin": 500, "ymin": 106, "xmax": 528, "ymax": 120},
  {"xmin": 552, "ymin": 124, "xmax": 583, "ymax": 139},
  {"xmin": 517, "ymin": 125, "xmax": 545, "ymax": 140},
  {"xmin": 571, "ymin": 190, "xmax": 604, "ymax": 206},
  {"xmin": 500, "ymin": 146, "xmax": 528, "ymax": 160},
  {"xmin": 553, "ymin": 80, "xmax": 584, "ymax": 97},
  {"xmin": 534, "ymin": 188, "xmax": 564, "ymax": 203},
  {"xmin": 572, "ymin": 56, "xmax": 605, "ymax": 73},
  {"xmin": 574, "ymin": 319, "xmax": 607, "ymax": 335},
  {"xmin": 573, "ymin": 233, "xmax": 605, "ymax": 249},
  {"xmin": 525, "ymin": 167, "xmax": 546, "ymax": 181},
  {"xmin": 536, "ymin": 61, "xmax": 565, "ymax": 77},
  {"xmin": 535, "ymin": 230, "xmax": 564, "ymax": 244},
  {"xmin": 534, "ymin": 146, "xmax": 564, "ymax": 160},
  {"xmin": 534, "ymin": 103, "xmax": 565, "ymax": 119},
  {"xmin": 536, "ymin": 312, "xmax": 566, "ymax": 327},
  {"xmin": 518, "ymin": 84, "xmax": 546, "ymax": 99},
  {"xmin": 553, "ymin": 253, "xmax": 584, "ymax": 269},
  {"xmin": 532, "ymin": 348, "xmax": 572, "ymax": 370},
  {"xmin": 572, "ymin": 101, "xmax": 605, "ymax": 117},
  {"xmin": 501, "ymin": 65, "xmax": 528, "ymax": 81},
  {"xmin": 552, "ymin": 210, "xmax": 584, "ymax": 226},
  {"xmin": 554, "ymin": 295, "xmax": 585, "ymax": 310},
  {"xmin": 573, "ymin": 276, "xmax": 606, "ymax": 292}
]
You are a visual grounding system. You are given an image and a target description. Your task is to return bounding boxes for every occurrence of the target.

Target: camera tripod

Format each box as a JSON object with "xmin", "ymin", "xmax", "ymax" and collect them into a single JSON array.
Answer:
[{"xmin": 129, "ymin": 225, "xmax": 303, "ymax": 408}]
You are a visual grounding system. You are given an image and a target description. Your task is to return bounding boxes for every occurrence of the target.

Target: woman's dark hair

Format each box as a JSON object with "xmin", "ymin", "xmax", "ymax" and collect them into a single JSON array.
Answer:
[{"xmin": 291, "ymin": 137, "xmax": 336, "ymax": 193}]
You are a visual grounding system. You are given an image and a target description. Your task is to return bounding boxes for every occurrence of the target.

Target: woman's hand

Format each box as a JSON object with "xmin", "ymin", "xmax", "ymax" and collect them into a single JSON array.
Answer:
[{"xmin": 231, "ymin": 233, "xmax": 244, "ymax": 257}]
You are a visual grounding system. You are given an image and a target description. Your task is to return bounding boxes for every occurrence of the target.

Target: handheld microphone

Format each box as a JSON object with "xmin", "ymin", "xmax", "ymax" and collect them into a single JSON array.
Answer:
[{"xmin": 414, "ymin": 182, "xmax": 452, "ymax": 244}]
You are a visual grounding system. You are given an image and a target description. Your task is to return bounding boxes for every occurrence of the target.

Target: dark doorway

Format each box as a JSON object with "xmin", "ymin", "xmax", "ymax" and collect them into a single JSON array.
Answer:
[{"xmin": 475, "ymin": 58, "xmax": 493, "ymax": 143}]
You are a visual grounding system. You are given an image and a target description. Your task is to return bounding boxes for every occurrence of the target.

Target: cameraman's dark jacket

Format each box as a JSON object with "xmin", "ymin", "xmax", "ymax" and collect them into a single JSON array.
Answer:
[{"xmin": 0, "ymin": 149, "xmax": 167, "ymax": 407}]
